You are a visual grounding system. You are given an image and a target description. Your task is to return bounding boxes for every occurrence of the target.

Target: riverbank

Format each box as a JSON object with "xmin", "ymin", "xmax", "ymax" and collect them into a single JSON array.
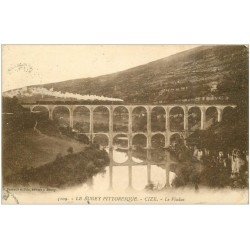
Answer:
[{"xmin": 4, "ymin": 144, "xmax": 110, "ymax": 188}]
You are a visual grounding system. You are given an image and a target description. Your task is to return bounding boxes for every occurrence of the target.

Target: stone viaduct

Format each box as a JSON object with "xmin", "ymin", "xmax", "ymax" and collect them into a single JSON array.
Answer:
[{"xmin": 22, "ymin": 103, "xmax": 236, "ymax": 149}]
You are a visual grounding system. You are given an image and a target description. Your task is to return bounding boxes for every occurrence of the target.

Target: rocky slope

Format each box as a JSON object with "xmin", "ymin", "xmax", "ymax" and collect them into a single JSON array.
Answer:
[{"xmin": 10, "ymin": 45, "xmax": 247, "ymax": 105}]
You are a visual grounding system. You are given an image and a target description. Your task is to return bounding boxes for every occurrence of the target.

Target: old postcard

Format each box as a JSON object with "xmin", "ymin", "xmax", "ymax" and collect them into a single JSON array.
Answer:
[{"xmin": 1, "ymin": 45, "xmax": 249, "ymax": 204}]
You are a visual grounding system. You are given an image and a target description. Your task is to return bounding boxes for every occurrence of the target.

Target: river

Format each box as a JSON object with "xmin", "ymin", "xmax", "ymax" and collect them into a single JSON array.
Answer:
[{"xmin": 84, "ymin": 146, "xmax": 178, "ymax": 192}]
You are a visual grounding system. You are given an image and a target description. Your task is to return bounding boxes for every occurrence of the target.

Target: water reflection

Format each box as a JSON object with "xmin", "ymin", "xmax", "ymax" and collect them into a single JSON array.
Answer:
[{"xmin": 85, "ymin": 146, "xmax": 177, "ymax": 192}]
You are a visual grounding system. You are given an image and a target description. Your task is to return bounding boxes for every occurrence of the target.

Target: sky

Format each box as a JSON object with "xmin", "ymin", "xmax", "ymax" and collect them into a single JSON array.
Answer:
[{"xmin": 2, "ymin": 45, "xmax": 198, "ymax": 92}]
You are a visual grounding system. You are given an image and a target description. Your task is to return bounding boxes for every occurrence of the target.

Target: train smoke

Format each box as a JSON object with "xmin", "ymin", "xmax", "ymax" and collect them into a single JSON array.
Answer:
[{"xmin": 4, "ymin": 86, "xmax": 124, "ymax": 102}]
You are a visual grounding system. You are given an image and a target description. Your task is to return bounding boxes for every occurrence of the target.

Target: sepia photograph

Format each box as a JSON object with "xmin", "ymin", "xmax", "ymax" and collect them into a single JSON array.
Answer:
[
  {"xmin": 2, "ymin": 44, "xmax": 249, "ymax": 204},
  {"xmin": 1, "ymin": 1, "xmax": 250, "ymax": 250}
]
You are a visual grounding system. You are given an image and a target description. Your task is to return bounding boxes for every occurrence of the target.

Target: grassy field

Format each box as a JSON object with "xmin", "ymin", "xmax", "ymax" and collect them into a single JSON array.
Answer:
[{"xmin": 3, "ymin": 129, "xmax": 86, "ymax": 178}]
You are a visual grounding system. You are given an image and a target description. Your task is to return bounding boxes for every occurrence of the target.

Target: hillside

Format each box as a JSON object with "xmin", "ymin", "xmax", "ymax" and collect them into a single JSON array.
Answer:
[
  {"xmin": 3, "ymin": 129, "xmax": 85, "ymax": 178},
  {"xmin": 2, "ymin": 97, "xmax": 85, "ymax": 178},
  {"xmin": 13, "ymin": 45, "xmax": 247, "ymax": 106}
]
